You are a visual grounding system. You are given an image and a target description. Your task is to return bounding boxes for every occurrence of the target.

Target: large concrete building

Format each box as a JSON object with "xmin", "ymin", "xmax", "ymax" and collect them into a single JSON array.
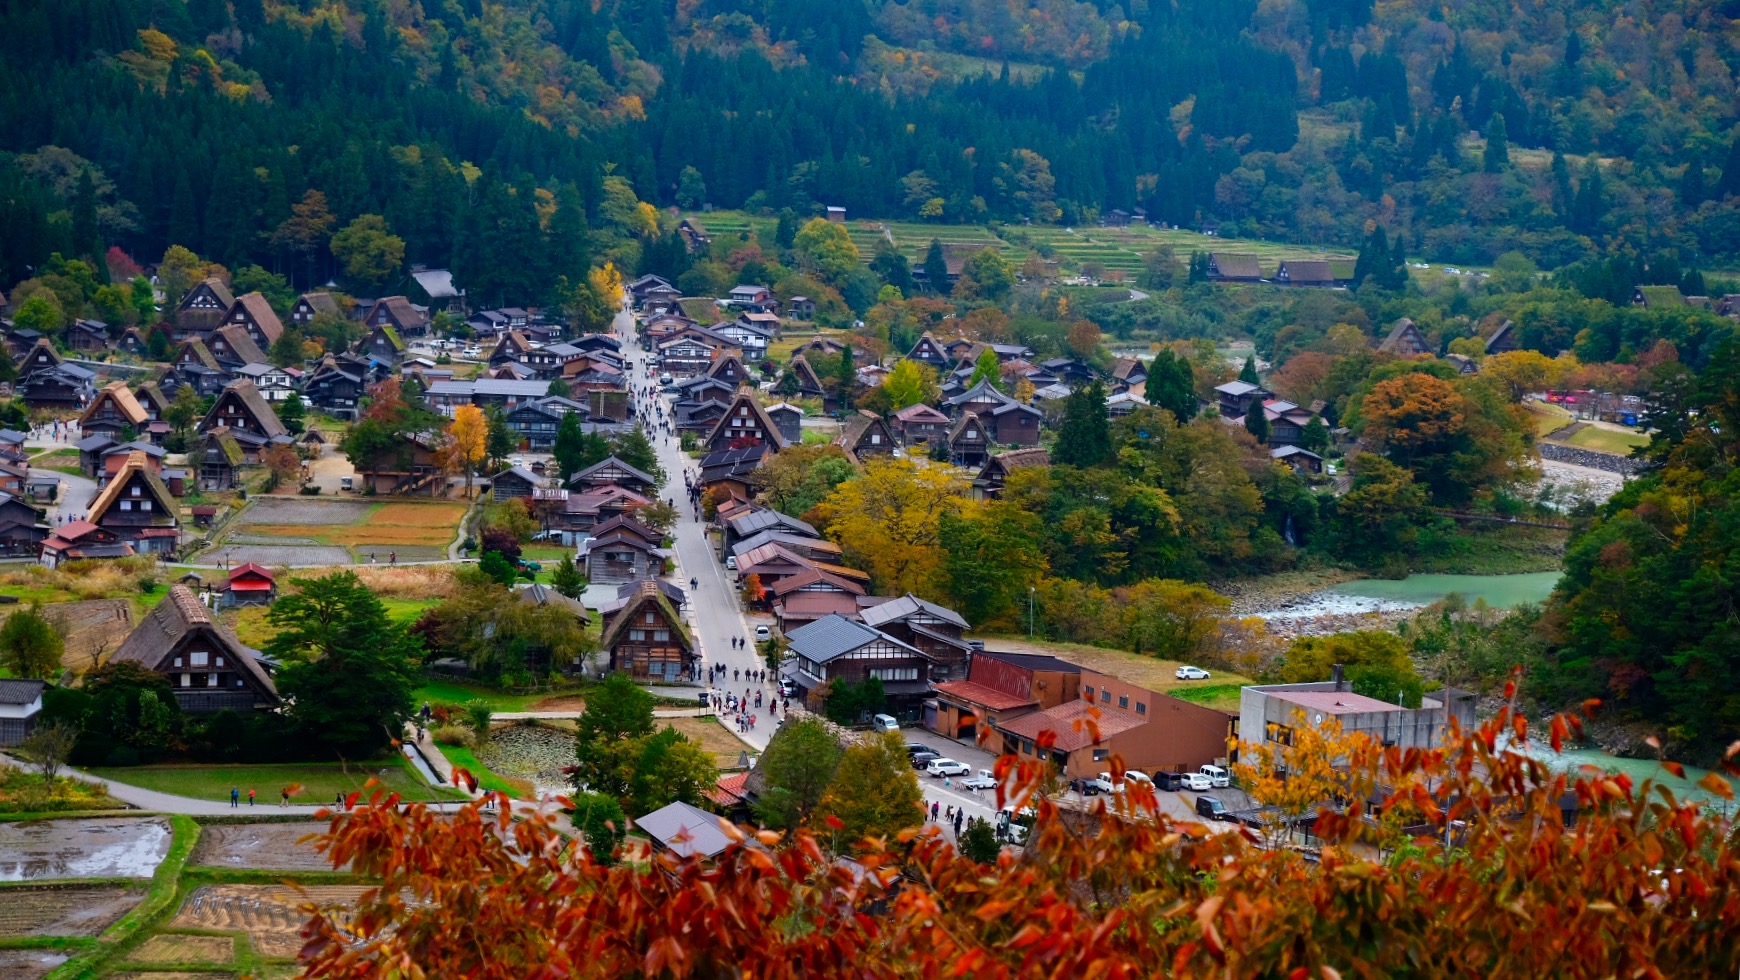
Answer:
[{"xmin": 1238, "ymin": 666, "xmax": 1478, "ymax": 756}]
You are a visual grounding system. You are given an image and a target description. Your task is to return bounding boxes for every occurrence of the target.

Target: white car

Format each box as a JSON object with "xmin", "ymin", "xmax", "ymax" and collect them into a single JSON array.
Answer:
[
  {"xmin": 724, "ymin": 555, "xmax": 737, "ymax": 571},
  {"xmin": 462, "ymin": 346, "xmax": 482, "ymax": 359},
  {"xmin": 960, "ymin": 769, "xmax": 998, "ymax": 791},
  {"xmin": 1092, "ymin": 770, "xmax": 1154, "ymax": 794},
  {"xmin": 1175, "ymin": 665, "xmax": 1211, "ymax": 680},
  {"xmin": 926, "ymin": 759, "xmax": 971, "ymax": 778},
  {"xmin": 1181, "ymin": 772, "xmax": 1213, "ymax": 792},
  {"xmin": 754, "ymin": 624, "xmax": 771, "ymax": 641}
]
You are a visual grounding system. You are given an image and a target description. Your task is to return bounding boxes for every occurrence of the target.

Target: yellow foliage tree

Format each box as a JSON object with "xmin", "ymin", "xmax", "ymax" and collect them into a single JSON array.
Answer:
[
  {"xmin": 590, "ymin": 262, "xmax": 624, "ymax": 308},
  {"xmin": 447, "ymin": 404, "xmax": 489, "ymax": 497},
  {"xmin": 812, "ymin": 458, "xmax": 968, "ymax": 596},
  {"xmin": 1231, "ymin": 711, "xmax": 1377, "ymax": 851}
]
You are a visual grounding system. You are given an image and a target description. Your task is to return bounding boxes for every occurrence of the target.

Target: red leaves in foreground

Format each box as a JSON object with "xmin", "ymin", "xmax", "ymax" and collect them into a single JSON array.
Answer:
[{"xmin": 296, "ymin": 706, "xmax": 1740, "ymax": 979}]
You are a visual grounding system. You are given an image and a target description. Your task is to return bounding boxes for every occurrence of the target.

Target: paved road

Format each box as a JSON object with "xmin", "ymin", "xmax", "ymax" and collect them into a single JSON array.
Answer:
[{"xmin": 613, "ymin": 306, "xmax": 782, "ymax": 752}]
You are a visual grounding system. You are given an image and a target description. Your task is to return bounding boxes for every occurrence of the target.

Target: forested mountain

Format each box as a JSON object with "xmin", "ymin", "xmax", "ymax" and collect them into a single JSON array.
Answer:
[{"xmin": 5, "ymin": 0, "xmax": 1740, "ymax": 298}]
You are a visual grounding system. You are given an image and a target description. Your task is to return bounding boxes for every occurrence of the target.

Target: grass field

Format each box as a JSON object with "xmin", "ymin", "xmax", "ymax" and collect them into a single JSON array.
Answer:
[
  {"xmin": 431, "ymin": 743, "xmax": 531, "ymax": 798},
  {"xmin": 1525, "ymin": 400, "xmax": 1575, "ymax": 436},
  {"xmin": 229, "ymin": 597, "xmax": 438, "ymax": 648},
  {"xmin": 975, "ymin": 636, "xmax": 1251, "ymax": 711},
  {"xmin": 661, "ymin": 716, "xmax": 756, "ymax": 767},
  {"xmin": 413, "ymin": 679, "xmax": 590, "ymax": 712},
  {"xmin": 88, "ymin": 757, "xmax": 468, "ymax": 805},
  {"xmin": 1561, "ymin": 424, "xmax": 1648, "ymax": 455}
]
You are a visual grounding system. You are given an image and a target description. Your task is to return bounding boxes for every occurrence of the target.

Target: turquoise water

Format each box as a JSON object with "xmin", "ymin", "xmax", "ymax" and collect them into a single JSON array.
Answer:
[
  {"xmin": 1509, "ymin": 742, "xmax": 1733, "ymax": 812},
  {"xmin": 1332, "ymin": 572, "xmax": 1561, "ymax": 610}
]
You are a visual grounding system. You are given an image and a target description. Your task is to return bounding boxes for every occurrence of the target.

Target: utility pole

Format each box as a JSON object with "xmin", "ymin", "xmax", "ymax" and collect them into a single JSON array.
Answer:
[{"xmin": 1028, "ymin": 586, "xmax": 1035, "ymax": 639}]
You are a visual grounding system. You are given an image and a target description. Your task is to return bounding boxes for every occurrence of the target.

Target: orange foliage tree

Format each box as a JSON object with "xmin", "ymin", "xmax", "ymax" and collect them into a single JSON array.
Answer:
[{"xmin": 296, "ymin": 692, "xmax": 1740, "ymax": 978}]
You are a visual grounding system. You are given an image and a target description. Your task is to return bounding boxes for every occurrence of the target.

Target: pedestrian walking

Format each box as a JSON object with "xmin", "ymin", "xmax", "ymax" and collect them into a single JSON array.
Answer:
[
  {"xmin": 248, "ymin": 787, "xmax": 256, "ymax": 806},
  {"xmin": 281, "ymin": 787, "xmax": 291, "ymax": 806},
  {"xmin": 230, "ymin": 787, "xmax": 240, "ymax": 808},
  {"xmin": 945, "ymin": 805, "xmax": 953, "ymax": 821},
  {"xmin": 931, "ymin": 801, "xmax": 940, "ymax": 821},
  {"xmin": 953, "ymin": 810, "xmax": 964, "ymax": 837}
]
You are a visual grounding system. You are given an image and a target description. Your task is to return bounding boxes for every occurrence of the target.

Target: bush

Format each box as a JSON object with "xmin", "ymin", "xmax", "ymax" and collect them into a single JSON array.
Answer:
[
  {"xmin": 300, "ymin": 483, "xmax": 323, "ymax": 495},
  {"xmin": 464, "ymin": 699, "xmax": 494, "ymax": 743},
  {"xmin": 430, "ymin": 723, "xmax": 476, "ymax": 748}
]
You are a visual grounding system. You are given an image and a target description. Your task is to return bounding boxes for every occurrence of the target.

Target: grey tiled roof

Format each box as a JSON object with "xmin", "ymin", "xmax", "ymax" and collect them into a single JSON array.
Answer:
[{"xmin": 785, "ymin": 614, "xmax": 918, "ymax": 663}]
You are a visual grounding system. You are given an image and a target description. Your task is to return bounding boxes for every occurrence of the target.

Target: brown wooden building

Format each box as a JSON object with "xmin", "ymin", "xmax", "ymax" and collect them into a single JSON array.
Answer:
[
  {"xmin": 109, "ymin": 586, "xmax": 279, "ymax": 714},
  {"xmin": 929, "ymin": 651, "xmax": 1082, "ymax": 742},
  {"xmin": 601, "ymin": 579, "xmax": 694, "ymax": 682}
]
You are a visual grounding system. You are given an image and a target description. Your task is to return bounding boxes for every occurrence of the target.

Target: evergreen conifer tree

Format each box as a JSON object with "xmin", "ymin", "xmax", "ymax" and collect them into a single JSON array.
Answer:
[
  {"xmin": 1482, "ymin": 112, "xmax": 1509, "ymax": 172},
  {"xmin": 1680, "ymin": 154, "xmax": 1706, "ymax": 208},
  {"xmin": 1239, "ymin": 355, "xmax": 1260, "ymax": 385},
  {"xmin": 1146, "ymin": 349, "xmax": 1196, "ymax": 421},
  {"xmin": 1053, "ymin": 381, "xmax": 1111, "ymax": 468},
  {"xmin": 1718, "ymin": 131, "xmax": 1740, "ymax": 199},
  {"xmin": 923, "ymin": 239, "xmax": 948, "ymax": 292},
  {"xmin": 1244, "ymin": 402, "xmax": 1270, "ymax": 444}
]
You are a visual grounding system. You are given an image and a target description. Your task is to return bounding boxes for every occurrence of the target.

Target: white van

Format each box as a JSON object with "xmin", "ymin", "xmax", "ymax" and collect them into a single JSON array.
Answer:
[
  {"xmin": 870, "ymin": 714, "xmax": 899, "ymax": 733},
  {"xmin": 1199, "ymin": 764, "xmax": 1230, "ymax": 788}
]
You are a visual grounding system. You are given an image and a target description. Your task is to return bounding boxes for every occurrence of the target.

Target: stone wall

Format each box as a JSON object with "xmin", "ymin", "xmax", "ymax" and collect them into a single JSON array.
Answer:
[{"xmin": 1538, "ymin": 442, "xmax": 1643, "ymax": 475}]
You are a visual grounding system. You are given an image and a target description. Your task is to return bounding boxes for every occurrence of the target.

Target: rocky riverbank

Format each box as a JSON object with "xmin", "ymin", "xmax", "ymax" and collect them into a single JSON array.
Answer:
[{"xmin": 1216, "ymin": 570, "xmax": 1417, "ymax": 639}]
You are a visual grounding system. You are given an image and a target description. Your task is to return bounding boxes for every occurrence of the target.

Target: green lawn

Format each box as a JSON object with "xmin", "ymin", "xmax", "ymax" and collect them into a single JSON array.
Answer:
[
  {"xmin": 88, "ymin": 757, "xmax": 468, "ymax": 805},
  {"xmin": 1563, "ymin": 424, "xmax": 1648, "ymax": 455},
  {"xmin": 379, "ymin": 598, "xmax": 441, "ymax": 625},
  {"xmin": 414, "ymin": 678, "xmax": 587, "ymax": 712}
]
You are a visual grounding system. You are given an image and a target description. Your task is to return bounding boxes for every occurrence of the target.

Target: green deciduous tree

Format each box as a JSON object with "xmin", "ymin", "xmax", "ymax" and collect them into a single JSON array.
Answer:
[
  {"xmin": 792, "ymin": 218, "xmax": 860, "ymax": 286},
  {"xmin": 330, "ymin": 214, "xmax": 406, "ymax": 288},
  {"xmin": 753, "ymin": 717, "xmax": 843, "ymax": 830},
  {"xmin": 266, "ymin": 571, "xmax": 422, "ymax": 758},
  {"xmin": 0, "ymin": 605, "xmax": 64, "ymax": 679},
  {"xmin": 573, "ymin": 673, "xmax": 656, "ymax": 800},
  {"xmin": 814, "ymin": 731, "xmax": 923, "ymax": 850}
]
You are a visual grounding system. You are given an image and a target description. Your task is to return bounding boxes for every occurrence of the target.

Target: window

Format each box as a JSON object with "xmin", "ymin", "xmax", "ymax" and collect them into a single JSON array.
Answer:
[
  {"xmin": 131, "ymin": 486, "xmax": 140, "ymax": 496},
  {"xmin": 645, "ymin": 611, "xmax": 656, "ymax": 624},
  {"xmin": 1100, "ymin": 689, "xmax": 1111, "ymax": 703},
  {"xmin": 653, "ymin": 630, "xmax": 669, "ymax": 641},
  {"xmin": 870, "ymin": 433, "xmax": 881, "ymax": 445},
  {"xmin": 869, "ymin": 666, "xmax": 918, "ymax": 682},
  {"xmin": 141, "ymin": 501, "xmax": 151, "ymax": 512},
  {"xmin": 1093, "ymin": 749, "xmax": 1109, "ymax": 762},
  {"xmin": 1083, "ymin": 686, "xmax": 1094, "ymax": 701},
  {"xmin": 208, "ymin": 673, "xmax": 219, "ymax": 687},
  {"xmin": 965, "ymin": 429, "xmax": 977, "ymax": 440},
  {"xmin": 172, "ymin": 656, "xmax": 182, "ymax": 668},
  {"xmin": 1118, "ymin": 695, "xmax": 1129, "ymax": 709},
  {"xmin": 191, "ymin": 651, "xmax": 209, "ymax": 667},
  {"xmin": 215, "ymin": 656, "xmax": 225, "ymax": 667},
  {"xmin": 1135, "ymin": 702, "xmax": 1146, "ymax": 715},
  {"xmin": 180, "ymin": 673, "xmax": 191, "ymax": 687},
  {"xmin": 629, "ymin": 629, "xmax": 645, "ymax": 641}
]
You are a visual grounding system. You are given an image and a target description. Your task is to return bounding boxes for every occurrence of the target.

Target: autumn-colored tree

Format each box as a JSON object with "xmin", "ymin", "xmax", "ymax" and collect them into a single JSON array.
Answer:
[
  {"xmin": 1065, "ymin": 319, "xmax": 1102, "ymax": 358},
  {"xmin": 1482, "ymin": 349, "xmax": 1563, "ymax": 401},
  {"xmin": 813, "ymin": 730, "xmax": 923, "ymax": 851},
  {"xmin": 589, "ymin": 261, "xmax": 624, "ymax": 308},
  {"xmin": 880, "ymin": 359, "xmax": 938, "ymax": 410},
  {"xmin": 447, "ymin": 404, "xmax": 488, "ymax": 497},
  {"xmin": 811, "ymin": 458, "xmax": 967, "ymax": 597},
  {"xmin": 740, "ymin": 573, "xmax": 765, "ymax": 607},
  {"xmin": 1361, "ymin": 373, "xmax": 1466, "ymax": 455},
  {"xmin": 1268, "ymin": 350, "xmax": 1334, "ymax": 404},
  {"xmin": 296, "ymin": 701, "xmax": 1740, "ymax": 979},
  {"xmin": 261, "ymin": 443, "xmax": 303, "ymax": 487}
]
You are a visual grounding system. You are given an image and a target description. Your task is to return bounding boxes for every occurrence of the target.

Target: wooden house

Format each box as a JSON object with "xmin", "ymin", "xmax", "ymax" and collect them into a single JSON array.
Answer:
[
  {"xmin": 490, "ymin": 465, "xmax": 543, "ymax": 501},
  {"xmin": 80, "ymin": 382, "xmax": 151, "ymax": 442},
  {"xmin": 174, "ymin": 277, "xmax": 235, "ymax": 336},
  {"xmin": 1274, "ymin": 259, "xmax": 1339, "ymax": 287},
  {"xmin": 580, "ymin": 515, "xmax": 666, "ymax": 584},
  {"xmin": 703, "ymin": 393, "xmax": 787, "ymax": 454},
  {"xmin": 40, "ymin": 520, "xmax": 132, "ymax": 567},
  {"xmin": 117, "ymin": 326, "xmax": 150, "ymax": 357},
  {"xmin": 628, "ymin": 274, "xmax": 676, "ymax": 308},
  {"xmin": 1484, "ymin": 319, "xmax": 1519, "ymax": 355},
  {"xmin": 1109, "ymin": 357, "xmax": 1147, "ymax": 395},
  {"xmin": 784, "ymin": 355, "xmax": 827, "ymax": 401},
  {"xmin": 88, "ymin": 451, "xmax": 180, "ymax": 557},
  {"xmin": 1270, "ymin": 445, "xmax": 1324, "ymax": 474},
  {"xmin": 568, "ymin": 456, "xmax": 658, "ymax": 495},
  {"xmin": 601, "ymin": 579, "xmax": 694, "ymax": 682},
  {"xmin": 1206, "ymin": 253, "xmax": 1263, "ymax": 282},
  {"xmin": 197, "ymin": 427, "xmax": 244, "ymax": 489},
  {"xmin": 68, "ymin": 318, "xmax": 109, "ymax": 351},
  {"xmin": 205, "ymin": 325, "xmax": 268, "ymax": 371},
  {"xmin": 676, "ymin": 217, "xmax": 711, "ymax": 252},
  {"xmin": 289, "ymin": 291, "xmax": 340, "ymax": 327},
  {"xmin": 19, "ymin": 362, "xmax": 95, "ymax": 411},
  {"xmin": 197, "ymin": 380, "xmax": 290, "ymax": 461},
  {"xmin": 834, "ymin": 410, "xmax": 898, "ymax": 462},
  {"xmin": 1213, "ymin": 380, "xmax": 1271, "ymax": 419},
  {"xmin": 892, "ymin": 403, "xmax": 949, "ymax": 447},
  {"xmin": 362, "ymin": 296, "xmax": 430, "ymax": 336},
  {"xmin": 764, "ymin": 402, "xmax": 803, "ymax": 445},
  {"xmin": 1377, "ymin": 318, "xmax": 1432, "ymax": 357},
  {"xmin": 361, "ymin": 323, "xmax": 406, "ymax": 363},
  {"xmin": 350, "ymin": 431, "xmax": 446, "ymax": 495},
  {"xmin": 222, "ymin": 292, "xmax": 285, "ymax": 349},
  {"xmin": 696, "ymin": 444, "xmax": 769, "ymax": 499},
  {"xmin": 859, "ymin": 592, "xmax": 973, "ymax": 682},
  {"xmin": 303, "ymin": 355, "xmax": 368, "ymax": 421},
  {"xmin": 787, "ymin": 296, "xmax": 816, "ymax": 320},
  {"xmin": 972, "ymin": 447, "xmax": 1050, "ymax": 499},
  {"xmin": 0, "ymin": 492, "xmax": 47, "ymax": 557},
  {"xmin": 783, "ymin": 614, "xmax": 936, "ymax": 721},
  {"xmin": 0, "ymin": 679, "xmax": 45, "ymax": 748},
  {"xmin": 109, "ymin": 586, "xmax": 279, "ymax": 714},
  {"xmin": 553, "ymin": 485, "xmax": 649, "ymax": 542},
  {"xmin": 726, "ymin": 284, "xmax": 778, "ymax": 313},
  {"xmin": 947, "ymin": 412, "xmax": 991, "ymax": 467},
  {"xmin": 222, "ymin": 562, "xmax": 277, "ymax": 607}
]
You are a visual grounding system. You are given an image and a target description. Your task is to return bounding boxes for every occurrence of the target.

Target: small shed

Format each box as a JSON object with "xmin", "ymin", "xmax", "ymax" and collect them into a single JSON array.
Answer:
[
  {"xmin": 223, "ymin": 562, "xmax": 277, "ymax": 607},
  {"xmin": 0, "ymin": 678, "xmax": 46, "ymax": 747},
  {"xmin": 191, "ymin": 505, "xmax": 218, "ymax": 528}
]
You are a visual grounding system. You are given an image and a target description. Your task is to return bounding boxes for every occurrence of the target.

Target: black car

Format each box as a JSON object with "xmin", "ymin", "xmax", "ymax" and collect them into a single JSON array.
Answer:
[
  {"xmin": 1195, "ymin": 796, "xmax": 1231, "ymax": 821},
  {"xmin": 1071, "ymin": 777, "xmax": 1100, "ymax": 797},
  {"xmin": 1154, "ymin": 771, "xmax": 1186, "ymax": 792},
  {"xmin": 910, "ymin": 751, "xmax": 940, "ymax": 770},
  {"xmin": 904, "ymin": 742, "xmax": 938, "ymax": 757}
]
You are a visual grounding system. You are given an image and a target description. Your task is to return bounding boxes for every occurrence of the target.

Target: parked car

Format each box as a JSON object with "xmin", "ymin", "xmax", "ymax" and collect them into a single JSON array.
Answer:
[
  {"xmin": 870, "ymin": 713, "xmax": 899, "ymax": 733},
  {"xmin": 910, "ymin": 752, "xmax": 941, "ymax": 770},
  {"xmin": 926, "ymin": 759, "xmax": 971, "ymax": 778},
  {"xmin": 904, "ymin": 742, "xmax": 938, "ymax": 758},
  {"xmin": 462, "ymin": 346, "xmax": 482, "ymax": 358},
  {"xmin": 1154, "ymin": 771, "xmax": 1186, "ymax": 792},
  {"xmin": 994, "ymin": 806, "xmax": 1033, "ymax": 844},
  {"xmin": 530, "ymin": 530, "xmax": 563, "ymax": 542},
  {"xmin": 1181, "ymin": 772, "xmax": 1213, "ymax": 792},
  {"xmin": 1092, "ymin": 770, "xmax": 1153, "ymax": 793},
  {"xmin": 777, "ymin": 678, "xmax": 796, "ymax": 698},
  {"xmin": 755, "ymin": 624, "xmax": 771, "ymax": 641},
  {"xmin": 1199, "ymin": 764, "xmax": 1231, "ymax": 788},
  {"xmin": 960, "ymin": 769, "xmax": 998, "ymax": 791},
  {"xmin": 1072, "ymin": 777, "xmax": 1100, "ymax": 797},
  {"xmin": 1175, "ymin": 665, "xmax": 1211, "ymax": 680},
  {"xmin": 1195, "ymin": 796, "xmax": 1232, "ymax": 821},
  {"xmin": 724, "ymin": 555, "xmax": 737, "ymax": 570}
]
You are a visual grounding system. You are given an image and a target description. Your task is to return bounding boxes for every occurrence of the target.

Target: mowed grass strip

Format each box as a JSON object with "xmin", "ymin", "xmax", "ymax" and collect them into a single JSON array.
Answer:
[{"xmin": 87, "ymin": 759, "xmax": 468, "ymax": 805}]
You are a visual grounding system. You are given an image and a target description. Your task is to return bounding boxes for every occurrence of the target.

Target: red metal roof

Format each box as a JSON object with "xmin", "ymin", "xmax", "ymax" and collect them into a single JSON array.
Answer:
[
  {"xmin": 994, "ymin": 699, "xmax": 1146, "ymax": 752},
  {"xmin": 932, "ymin": 680, "xmax": 1036, "ymax": 712}
]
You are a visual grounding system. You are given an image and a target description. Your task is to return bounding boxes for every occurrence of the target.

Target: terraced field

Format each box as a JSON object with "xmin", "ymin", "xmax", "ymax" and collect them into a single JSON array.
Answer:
[
  {"xmin": 0, "ymin": 886, "xmax": 145, "ymax": 936},
  {"xmin": 683, "ymin": 210, "xmax": 1354, "ymax": 280},
  {"xmin": 173, "ymin": 884, "xmax": 371, "ymax": 958},
  {"xmin": 222, "ymin": 498, "xmax": 469, "ymax": 563}
]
